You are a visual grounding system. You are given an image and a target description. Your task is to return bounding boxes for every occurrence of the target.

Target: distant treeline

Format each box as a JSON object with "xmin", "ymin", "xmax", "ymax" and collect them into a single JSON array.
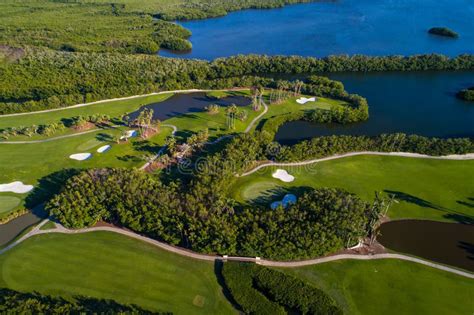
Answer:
[
  {"xmin": 1, "ymin": 48, "xmax": 473, "ymax": 114},
  {"xmin": 276, "ymin": 133, "xmax": 474, "ymax": 161}
]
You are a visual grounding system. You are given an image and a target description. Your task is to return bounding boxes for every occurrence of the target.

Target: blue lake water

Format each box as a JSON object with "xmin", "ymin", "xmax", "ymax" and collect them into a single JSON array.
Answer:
[
  {"xmin": 160, "ymin": 0, "xmax": 474, "ymax": 60},
  {"xmin": 275, "ymin": 71, "xmax": 474, "ymax": 144}
]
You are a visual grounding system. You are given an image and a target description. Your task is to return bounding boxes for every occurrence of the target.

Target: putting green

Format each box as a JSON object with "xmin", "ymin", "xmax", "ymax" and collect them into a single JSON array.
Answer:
[
  {"xmin": 231, "ymin": 155, "xmax": 474, "ymax": 222},
  {"xmin": 0, "ymin": 232, "xmax": 235, "ymax": 314},
  {"xmin": 0, "ymin": 196, "xmax": 21, "ymax": 214},
  {"xmin": 283, "ymin": 259, "xmax": 474, "ymax": 315}
]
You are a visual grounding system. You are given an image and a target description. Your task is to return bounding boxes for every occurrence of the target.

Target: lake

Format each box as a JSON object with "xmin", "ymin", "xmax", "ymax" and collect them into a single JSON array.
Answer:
[
  {"xmin": 161, "ymin": 0, "xmax": 474, "ymax": 60},
  {"xmin": 275, "ymin": 70, "xmax": 474, "ymax": 144},
  {"xmin": 378, "ymin": 220, "xmax": 474, "ymax": 272}
]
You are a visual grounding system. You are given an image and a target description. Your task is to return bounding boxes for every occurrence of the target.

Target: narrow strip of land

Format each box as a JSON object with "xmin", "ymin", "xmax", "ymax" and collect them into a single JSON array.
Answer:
[
  {"xmin": 239, "ymin": 151, "xmax": 474, "ymax": 176},
  {"xmin": 2, "ymin": 220, "xmax": 472, "ymax": 279},
  {"xmin": 0, "ymin": 128, "xmax": 102, "ymax": 144},
  {"xmin": 0, "ymin": 88, "xmax": 248, "ymax": 118}
]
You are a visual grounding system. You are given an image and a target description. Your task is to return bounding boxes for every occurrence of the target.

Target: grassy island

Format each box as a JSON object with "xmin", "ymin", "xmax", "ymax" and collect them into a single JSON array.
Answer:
[
  {"xmin": 457, "ymin": 86, "xmax": 474, "ymax": 101},
  {"xmin": 428, "ymin": 27, "xmax": 459, "ymax": 38}
]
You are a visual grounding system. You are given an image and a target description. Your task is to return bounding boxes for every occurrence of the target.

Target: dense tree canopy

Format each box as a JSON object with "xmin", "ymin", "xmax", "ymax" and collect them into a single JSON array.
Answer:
[
  {"xmin": 0, "ymin": 288, "xmax": 161, "ymax": 314},
  {"xmin": 1, "ymin": 48, "xmax": 473, "ymax": 114}
]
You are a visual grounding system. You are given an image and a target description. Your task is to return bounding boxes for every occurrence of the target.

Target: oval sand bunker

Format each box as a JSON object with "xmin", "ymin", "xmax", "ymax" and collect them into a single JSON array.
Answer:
[
  {"xmin": 97, "ymin": 145, "xmax": 111, "ymax": 153},
  {"xmin": 272, "ymin": 169, "xmax": 295, "ymax": 182},
  {"xmin": 0, "ymin": 181, "xmax": 34, "ymax": 193},
  {"xmin": 69, "ymin": 153, "xmax": 92, "ymax": 161}
]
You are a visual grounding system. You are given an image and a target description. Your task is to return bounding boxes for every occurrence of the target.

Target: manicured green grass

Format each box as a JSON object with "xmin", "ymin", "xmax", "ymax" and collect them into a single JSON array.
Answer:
[
  {"xmin": 0, "ymin": 94, "xmax": 173, "ymax": 130},
  {"xmin": 283, "ymin": 259, "xmax": 474, "ymax": 315},
  {"xmin": 264, "ymin": 95, "xmax": 347, "ymax": 117},
  {"xmin": 0, "ymin": 232, "xmax": 235, "ymax": 314},
  {"xmin": 231, "ymin": 155, "xmax": 474, "ymax": 222},
  {"xmin": 38, "ymin": 220, "xmax": 57, "ymax": 231},
  {"xmin": 0, "ymin": 196, "xmax": 21, "ymax": 214}
]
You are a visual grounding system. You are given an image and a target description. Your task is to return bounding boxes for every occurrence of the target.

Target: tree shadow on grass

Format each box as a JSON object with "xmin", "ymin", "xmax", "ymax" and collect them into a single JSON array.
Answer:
[
  {"xmin": 385, "ymin": 190, "xmax": 474, "ymax": 224},
  {"xmin": 132, "ymin": 140, "xmax": 161, "ymax": 154},
  {"xmin": 95, "ymin": 133, "xmax": 114, "ymax": 142},
  {"xmin": 25, "ymin": 168, "xmax": 81, "ymax": 209},
  {"xmin": 213, "ymin": 261, "xmax": 243, "ymax": 313}
]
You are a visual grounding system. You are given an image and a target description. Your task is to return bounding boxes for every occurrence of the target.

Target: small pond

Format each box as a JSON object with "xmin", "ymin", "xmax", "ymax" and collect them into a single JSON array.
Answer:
[
  {"xmin": 0, "ymin": 211, "xmax": 44, "ymax": 247},
  {"xmin": 126, "ymin": 92, "xmax": 251, "ymax": 122},
  {"xmin": 378, "ymin": 220, "xmax": 474, "ymax": 272},
  {"xmin": 275, "ymin": 71, "xmax": 474, "ymax": 144}
]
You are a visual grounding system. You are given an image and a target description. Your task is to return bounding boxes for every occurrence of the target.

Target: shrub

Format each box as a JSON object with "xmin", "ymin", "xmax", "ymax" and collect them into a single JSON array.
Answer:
[{"xmin": 222, "ymin": 262, "xmax": 342, "ymax": 314}]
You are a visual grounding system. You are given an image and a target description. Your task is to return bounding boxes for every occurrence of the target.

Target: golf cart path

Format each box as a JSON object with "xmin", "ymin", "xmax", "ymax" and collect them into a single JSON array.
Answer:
[
  {"xmin": 140, "ymin": 101, "xmax": 268, "ymax": 169},
  {"xmin": 239, "ymin": 152, "xmax": 474, "ymax": 176},
  {"xmin": 2, "ymin": 220, "xmax": 473, "ymax": 279}
]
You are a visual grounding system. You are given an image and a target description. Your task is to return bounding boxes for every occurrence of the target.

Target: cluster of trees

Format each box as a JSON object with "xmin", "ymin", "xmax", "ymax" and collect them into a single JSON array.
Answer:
[
  {"xmin": 428, "ymin": 27, "xmax": 459, "ymax": 38},
  {"xmin": 276, "ymin": 133, "xmax": 474, "ymax": 161},
  {"xmin": 156, "ymin": 0, "xmax": 310, "ymax": 21},
  {"xmin": 0, "ymin": 122, "xmax": 65, "ymax": 139},
  {"xmin": 0, "ymin": 288, "xmax": 161, "ymax": 314},
  {"xmin": 152, "ymin": 20, "xmax": 192, "ymax": 52},
  {"xmin": 69, "ymin": 114, "xmax": 111, "ymax": 129},
  {"xmin": 47, "ymin": 131, "xmax": 382, "ymax": 260},
  {"xmin": 2, "ymin": 48, "xmax": 473, "ymax": 114},
  {"xmin": 457, "ymin": 86, "xmax": 474, "ymax": 101},
  {"xmin": 222, "ymin": 262, "xmax": 342, "ymax": 315}
]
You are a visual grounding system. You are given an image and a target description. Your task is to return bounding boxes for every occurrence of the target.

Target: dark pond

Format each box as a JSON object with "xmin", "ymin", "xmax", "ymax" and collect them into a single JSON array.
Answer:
[
  {"xmin": 127, "ymin": 92, "xmax": 251, "ymax": 122},
  {"xmin": 0, "ymin": 211, "xmax": 43, "ymax": 247},
  {"xmin": 378, "ymin": 220, "xmax": 474, "ymax": 272},
  {"xmin": 275, "ymin": 71, "xmax": 474, "ymax": 144},
  {"xmin": 161, "ymin": 0, "xmax": 474, "ymax": 60}
]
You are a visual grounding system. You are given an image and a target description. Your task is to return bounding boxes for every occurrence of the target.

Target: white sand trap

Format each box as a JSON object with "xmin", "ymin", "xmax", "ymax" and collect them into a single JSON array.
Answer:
[
  {"xmin": 296, "ymin": 97, "xmax": 316, "ymax": 104},
  {"xmin": 271, "ymin": 194, "xmax": 297, "ymax": 210},
  {"xmin": 69, "ymin": 153, "xmax": 92, "ymax": 161},
  {"xmin": 0, "ymin": 181, "xmax": 34, "ymax": 193},
  {"xmin": 272, "ymin": 169, "xmax": 295, "ymax": 182},
  {"xmin": 120, "ymin": 130, "xmax": 138, "ymax": 140},
  {"xmin": 97, "ymin": 145, "xmax": 111, "ymax": 153}
]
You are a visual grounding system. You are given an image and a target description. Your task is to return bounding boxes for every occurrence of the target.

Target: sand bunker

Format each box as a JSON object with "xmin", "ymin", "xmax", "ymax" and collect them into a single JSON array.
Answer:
[
  {"xmin": 271, "ymin": 194, "xmax": 297, "ymax": 210},
  {"xmin": 120, "ymin": 130, "xmax": 138, "ymax": 140},
  {"xmin": 69, "ymin": 153, "xmax": 92, "ymax": 161},
  {"xmin": 0, "ymin": 181, "xmax": 34, "ymax": 194},
  {"xmin": 296, "ymin": 97, "xmax": 316, "ymax": 104},
  {"xmin": 272, "ymin": 169, "xmax": 295, "ymax": 182},
  {"xmin": 97, "ymin": 145, "xmax": 111, "ymax": 153}
]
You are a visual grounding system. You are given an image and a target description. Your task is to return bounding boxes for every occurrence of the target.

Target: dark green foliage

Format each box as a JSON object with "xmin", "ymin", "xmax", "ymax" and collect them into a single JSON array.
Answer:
[
  {"xmin": 47, "ymin": 168, "xmax": 184, "ymax": 245},
  {"xmin": 0, "ymin": 288, "xmax": 162, "ymax": 314},
  {"xmin": 222, "ymin": 262, "xmax": 342, "ymax": 315},
  {"xmin": 277, "ymin": 133, "xmax": 474, "ymax": 161},
  {"xmin": 428, "ymin": 27, "xmax": 459, "ymax": 38},
  {"xmin": 457, "ymin": 87, "xmax": 474, "ymax": 101},
  {"xmin": 2, "ymin": 49, "xmax": 474, "ymax": 114},
  {"xmin": 152, "ymin": 20, "xmax": 192, "ymax": 51},
  {"xmin": 237, "ymin": 188, "xmax": 370, "ymax": 259},
  {"xmin": 221, "ymin": 263, "xmax": 286, "ymax": 315},
  {"xmin": 253, "ymin": 267, "xmax": 342, "ymax": 314}
]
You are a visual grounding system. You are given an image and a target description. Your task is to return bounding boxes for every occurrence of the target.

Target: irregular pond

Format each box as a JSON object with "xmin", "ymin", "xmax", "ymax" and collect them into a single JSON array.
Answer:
[
  {"xmin": 126, "ymin": 92, "xmax": 251, "ymax": 122},
  {"xmin": 378, "ymin": 220, "xmax": 474, "ymax": 272},
  {"xmin": 275, "ymin": 71, "xmax": 474, "ymax": 144},
  {"xmin": 0, "ymin": 211, "xmax": 44, "ymax": 247},
  {"xmin": 161, "ymin": 0, "xmax": 474, "ymax": 60}
]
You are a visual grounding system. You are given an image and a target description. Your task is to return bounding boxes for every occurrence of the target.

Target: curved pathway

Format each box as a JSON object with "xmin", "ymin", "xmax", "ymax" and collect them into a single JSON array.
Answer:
[
  {"xmin": 239, "ymin": 151, "xmax": 474, "ymax": 176},
  {"xmin": 0, "ymin": 128, "xmax": 101, "ymax": 144},
  {"xmin": 1, "ymin": 220, "xmax": 472, "ymax": 279}
]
